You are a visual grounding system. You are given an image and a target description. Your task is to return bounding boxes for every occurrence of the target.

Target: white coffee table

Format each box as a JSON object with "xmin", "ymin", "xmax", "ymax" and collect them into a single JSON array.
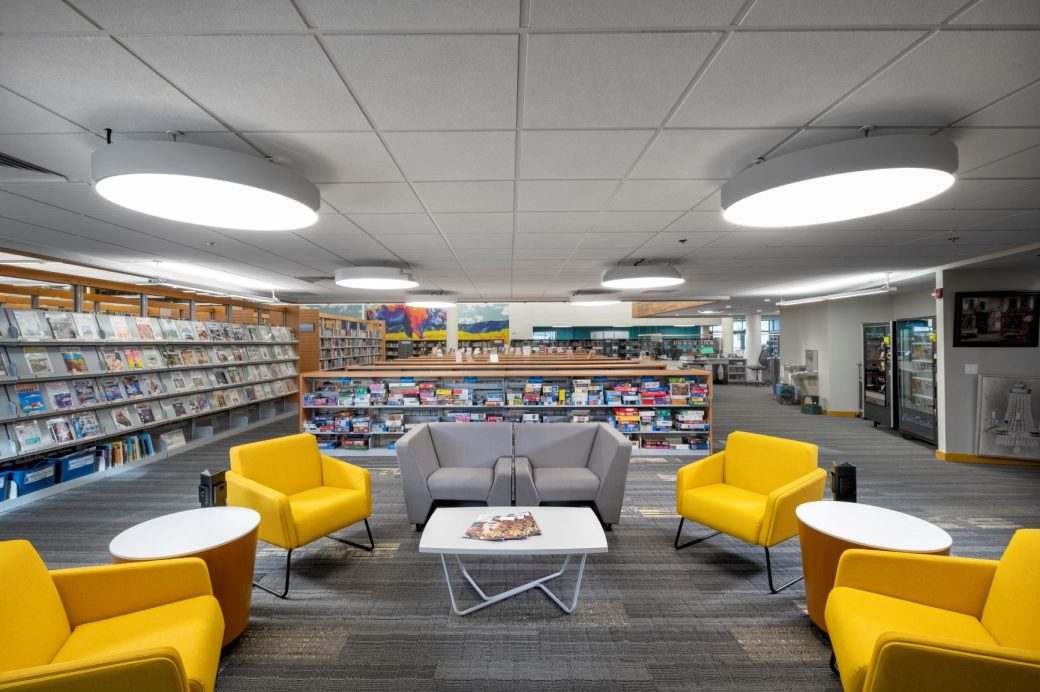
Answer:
[{"xmin": 419, "ymin": 506, "xmax": 607, "ymax": 616}]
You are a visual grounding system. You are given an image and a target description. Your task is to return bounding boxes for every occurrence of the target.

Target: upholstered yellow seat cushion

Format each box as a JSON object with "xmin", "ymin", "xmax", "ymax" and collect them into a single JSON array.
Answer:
[
  {"xmin": 826, "ymin": 586, "xmax": 996, "ymax": 692},
  {"xmin": 52, "ymin": 595, "xmax": 223, "ymax": 692},
  {"xmin": 680, "ymin": 483, "xmax": 766, "ymax": 544},
  {"xmin": 290, "ymin": 486, "xmax": 371, "ymax": 546}
]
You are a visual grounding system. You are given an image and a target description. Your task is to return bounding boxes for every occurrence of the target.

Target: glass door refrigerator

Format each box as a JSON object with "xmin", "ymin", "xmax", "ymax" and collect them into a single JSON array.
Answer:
[
  {"xmin": 863, "ymin": 322, "xmax": 892, "ymax": 428},
  {"xmin": 894, "ymin": 317, "xmax": 937, "ymax": 444}
]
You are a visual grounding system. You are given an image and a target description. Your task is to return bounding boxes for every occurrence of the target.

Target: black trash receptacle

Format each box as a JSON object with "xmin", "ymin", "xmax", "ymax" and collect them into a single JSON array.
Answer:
[{"xmin": 831, "ymin": 462, "xmax": 856, "ymax": 503}]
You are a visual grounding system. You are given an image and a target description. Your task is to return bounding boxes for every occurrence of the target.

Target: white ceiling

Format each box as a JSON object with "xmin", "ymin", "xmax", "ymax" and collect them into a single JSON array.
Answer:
[{"xmin": 0, "ymin": 0, "xmax": 1037, "ymax": 309}]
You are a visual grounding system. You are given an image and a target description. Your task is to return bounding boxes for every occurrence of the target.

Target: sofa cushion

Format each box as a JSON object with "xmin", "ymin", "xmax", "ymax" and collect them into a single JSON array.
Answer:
[
  {"xmin": 428, "ymin": 423, "xmax": 512, "ymax": 468},
  {"xmin": 679, "ymin": 483, "xmax": 766, "ymax": 544},
  {"xmin": 290, "ymin": 486, "xmax": 370, "ymax": 546},
  {"xmin": 427, "ymin": 467, "xmax": 494, "ymax": 501},
  {"xmin": 533, "ymin": 467, "xmax": 600, "ymax": 502},
  {"xmin": 52, "ymin": 595, "xmax": 223, "ymax": 692},
  {"xmin": 826, "ymin": 586, "xmax": 996, "ymax": 692},
  {"xmin": 515, "ymin": 423, "xmax": 598, "ymax": 468}
]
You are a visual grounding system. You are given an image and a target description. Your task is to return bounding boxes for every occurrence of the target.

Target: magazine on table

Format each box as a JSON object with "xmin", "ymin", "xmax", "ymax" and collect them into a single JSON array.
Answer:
[{"xmin": 462, "ymin": 511, "xmax": 542, "ymax": 542}]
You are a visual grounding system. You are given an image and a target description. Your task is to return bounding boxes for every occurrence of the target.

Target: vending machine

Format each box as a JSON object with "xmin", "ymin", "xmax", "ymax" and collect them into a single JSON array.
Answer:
[
  {"xmin": 863, "ymin": 322, "xmax": 892, "ymax": 428},
  {"xmin": 894, "ymin": 317, "xmax": 937, "ymax": 444}
]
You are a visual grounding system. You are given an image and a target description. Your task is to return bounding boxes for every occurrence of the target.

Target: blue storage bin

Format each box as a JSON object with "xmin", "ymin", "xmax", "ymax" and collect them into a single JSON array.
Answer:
[
  {"xmin": 8, "ymin": 459, "xmax": 56, "ymax": 497},
  {"xmin": 56, "ymin": 449, "xmax": 96, "ymax": 483},
  {"xmin": 0, "ymin": 471, "xmax": 9, "ymax": 501}
]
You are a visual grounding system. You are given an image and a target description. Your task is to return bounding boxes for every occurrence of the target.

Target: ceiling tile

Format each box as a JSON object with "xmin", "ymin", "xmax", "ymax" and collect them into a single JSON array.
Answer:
[
  {"xmin": 516, "ymin": 212, "xmax": 599, "ymax": 233},
  {"xmin": 952, "ymin": 0, "xmax": 1040, "ymax": 24},
  {"xmin": 346, "ymin": 213, "xmax": 438, "ymax": 235},
  {"xmin": 708, "ymin": 230, "xmax": 802, "ymax": 246},
  {"xmin": 433, "ymin": 212, "xmax": 514, "ymax": 234},
  {"xmin": 436, "ymin": 234, "xmax": 512, "ymax": 249},
  {"xmin": 122, "ymin": 35, "xmax": 368, "ymax": 131},
  {"xmin": 528, "ymin": 0, "xmax": 742, "ymax": 27},
  {"xmin": 957, "ymin": 80, "xmax": 1040, "ymax": 127},
  {"xmin": 383, "ymin": 131, "xmax": 515, "ymax": 181},
  {"xmin": 324, "ymin": 35, "xmax": 518, "ymax": 129},
  {"xmin": 242, "ymin": 132, "xmax": 401, "ymax": 183},
  {"xmin": 301, "ymin": 0, "xmax": 519, "ymax": 29},
  {"xmin": 959, "ymin": 181, "xmax": 1040, "ymax": 210},
  {"xmin": 377, "ymin": 234, "xmax": 451, "ymax": 250},
  {"xmin": 523, "ymin": 32, "xmax": 719, "ymax": 128},
  {"xmin": 609, "ymin": 180, "xmax": 720, "ymax": 211},
  {"xmin": 967, "ymin": 143, "xmax": 1040, "ymax": 178},
  {"xmin": 642, "ymin": 231, "xmax": 728, "ymax": 248},
  {"xmin": 947, "ymin": 128, "xmax": 1040, "ymax": 173},
  {"xmin": 513, "ymin": 248, "xmax": 578, "ymax": 260},
  {"xmin": 518, "ymin": 180, "xmax": 618, "ymax": 211},
  {"xmin": 913, "ymin": 229, "xmax": 1040, "ymax": 245},
  {"xmin": 0, "ymin": 89, "xmax": 84, "ymax": 134},
  {"xmin": 768, "ymin": 127, "xmax": 931, "ymax": 158},
  {"xmin": 455, "ymin": 247, "xmax": 512, "ymax": 260},
  {"xmin": 0, "ymin": 0, "xmax": 95, "ymax": 31},
  {"xmin": 889, "ymin": 209, "xmax": 1024, "ymax": 231},
  {"xmin": 632, "ymin": 129, "xmax": 795, "ymax": 178},
  {"xmin": 592, "ymin": 211, "xmax": 683, "ymax": 233},
  {"xmin": 910, "ymin": 178, "xmax": 1039, "ymax": 210},
  {"xmin": 579, "ymin": 233, "xmax": 656, "ymax": 249},
  {"xmin": 741, "ymin": 0, "xmax": 966, "ymax": 25},
  {"xmin": 821, "ymin": 31, "xmax": 1040, "ymax": 127},
  {"xmin": 671, "ymin": 31, "xmax": 923, "ymax": 128},
  {"xmin": 783, "ymin": 229, "xmax": 938, "ymax": 247},
  {"xmin": 414, "ymin": 181, "xmax": 514, "ymax": 212},
  {"xmin": 520, "ymin": 130, "xmax": 652, "ymax": 179},
  {"xmin": 319, "ymin": 183, "xmax": 423, "ymax": 213},
  {"xmin": 295, "ymin": 213, "xmax": 364, "ymax": 236},
  {"xmin": 0, "ymin": 37, "xmax": 223, "ymax": 132},
  {"xmin": 667, "ymin": 211, "xmax": 737, "ymax": 233},
  {"xmin": 957, "ymin": 210, "xmax": 1040, "ymax": 230},
  {"xmin": 74, "ymin": 0, "xmax": 307, "ymax": 31},
  {"xmin": 0, "ymin": 133, "xmax": 101, "ymax": 183},
  {"xmin": 515, "ymin": 233, "xmax": 585, "ymax": 249}
]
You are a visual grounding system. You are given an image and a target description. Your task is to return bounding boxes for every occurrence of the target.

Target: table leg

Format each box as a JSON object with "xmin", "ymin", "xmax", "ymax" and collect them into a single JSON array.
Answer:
[{"xmin": 439, "ymin": 553, "xmax": 588, "ymax": 616}]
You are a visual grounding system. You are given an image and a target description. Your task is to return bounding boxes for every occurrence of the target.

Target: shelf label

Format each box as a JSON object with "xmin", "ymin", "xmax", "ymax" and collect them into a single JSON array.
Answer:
[
  {"xmin": 528, "ymin": 377, "xmax": 543, "ymax": 383},
  {"xmin": 463, "ymin": 377, "xmax": 478, "ymax": 383},
  {"xmin": 400, "ymin": 377, "xmax": 415, "ymax": 383}
]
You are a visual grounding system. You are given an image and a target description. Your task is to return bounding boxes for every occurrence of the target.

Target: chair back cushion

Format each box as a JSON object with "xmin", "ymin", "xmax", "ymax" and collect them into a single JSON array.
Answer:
[
  {"xmin": 428, "ymin": 423, "xmax": 512, "ymax": 468},
  {"xmin": 0, "ymin": 540, "xmax": 71, "ymax": 673},
  {"xmin": 514, "ymin": 423, "xmax": 598, "ymax": 468},
  {"xmin": 981, "ymin": 529, "xmax": 1040, "ymax": 650},
  {"xmin": 229, "ymin": 433, "xmax": 323, "ymax": 496},
  {"xmin": 722, "ymin": 431, "xmax": 819, "ymax": 496}
]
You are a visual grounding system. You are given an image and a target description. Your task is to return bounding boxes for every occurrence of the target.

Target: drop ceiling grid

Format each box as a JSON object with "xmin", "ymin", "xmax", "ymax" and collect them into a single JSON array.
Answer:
[{"xmin": 0, "ymin": 1, "xmax": 1036, "ymax": 302}]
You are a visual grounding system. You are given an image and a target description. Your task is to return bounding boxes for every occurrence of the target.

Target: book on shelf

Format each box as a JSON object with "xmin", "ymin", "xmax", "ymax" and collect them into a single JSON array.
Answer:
[
  {"xmin": 13, "ymin": 310, "xmax": 47, "ymax": 339},
  {"xmin": 71, "ymin": 410, "xmax": 100, "ymax": 438},
  {"xmin": 61, "ymin": 349, "xmax": 89, "ymax": 374},
  {"xmin": 73, "ymin": 379, "xmax": 100, "ymax": 406},
  {"xmin": 46, "ymin": 416, "xmax": 75, "ymax": 444},
  {"xmin": 45, "ymin": 312, "xmax": 77, "ymax": 340},
  {"xmin": 134, "ymin": 317, "xmax": 157, "ymax": 340},
  {"xmin": 46, "ymin": 381, "xmax": 74, "ymax": 411},
  {"xmin": 72, "ymin": 313, "xmax": 100, "ymax": 340},
  {"xmin": 160, "ymin": 428, "xmax": 187, "ymax": 450},
  {"xmin": 100, "ymin": 348, "xmax": 125, "ymax": 371},
  {"xmin": 15, "ymin": 382, "xmax": 47, "ymax": 414},
  {"xmin": 23, "ymin": 346, "xmax": 54, "ymax": 374},
  {"xmin": 14, "ymin": 419, "xmax": 48, "ymax": 451},
  {"xmin": 463, "ymin": 511, "xmax": 542, "ymax": 541}
]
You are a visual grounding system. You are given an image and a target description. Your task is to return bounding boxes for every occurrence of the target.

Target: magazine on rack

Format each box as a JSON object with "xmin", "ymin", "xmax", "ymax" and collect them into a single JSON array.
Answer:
[
  {"xmin": 72, "ymin": 313, "xmax": 100, "ymax": 340},
  {"xmin": 46, "ymin": 381, "xmax": 74, "ymax": 410},
  {"xmin": 45, "ymin": 312, "xmax": 77, "ymax": 340},
  {"xmin": 462, "ymin": 511, "xmax": 542, "ymax": 541},
  {"xmin": 61, "ymin": 349, "xmax": 89, "ymax": 374},
  {"xmin": 12, "ymin": 310, "xmax": 46, "ymax": 339},
  {"xmin": 23, "ymin": 346, "xmax": 54, "ymax": 374}
]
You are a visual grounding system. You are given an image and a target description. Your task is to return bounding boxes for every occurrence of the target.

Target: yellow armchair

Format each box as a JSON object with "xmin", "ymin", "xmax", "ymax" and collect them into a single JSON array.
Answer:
[
  {"xmin": 227, "ymin": 433, "xmax": 373, "ymax": 598},
  {"xmin": 0, "ymin": 540, "xmax": 223, "ymax": 692},
  {"xmin": 825, "ymin": 529, "xmax": 1040, "ymax": 692},
  {"xmin": 675, "ymin": 430, "xmax": 825, "ymax": 592}
]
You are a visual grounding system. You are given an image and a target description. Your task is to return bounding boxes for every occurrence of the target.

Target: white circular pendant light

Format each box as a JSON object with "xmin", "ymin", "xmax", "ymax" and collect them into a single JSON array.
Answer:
[
  {"xmin": 92, "ymin": 141, "xmax": 320, "ymax": 231},
  {"xmin": 602, "ymin": 264, "xmax": 684, "ymax": 289},
  {"xmin": 335, "ymin": 267, "xmax": 418, "ymax": 290},
  {"xmin": 721, "ymin": 134, "xmax": 958, "ymax": 228},
  {"xmin": 406, "ymin": 293, "xmax": 456, "ymax": 308}
]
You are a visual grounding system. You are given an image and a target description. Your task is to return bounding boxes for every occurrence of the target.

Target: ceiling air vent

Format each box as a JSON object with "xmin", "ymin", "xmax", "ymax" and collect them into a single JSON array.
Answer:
[{"xmin": 0, "ymin": 152, "xmax": 67, "ymax": 183}]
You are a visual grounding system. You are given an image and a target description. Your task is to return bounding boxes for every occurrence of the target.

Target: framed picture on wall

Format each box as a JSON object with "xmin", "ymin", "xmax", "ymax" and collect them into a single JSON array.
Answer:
[
  {"xmin": 976, "ymin": 375, "xmax": 1040, "ymax": 462},
  {"xmin": 953, "ymin": 291, "xmax": 1039, "ymax": 347}
]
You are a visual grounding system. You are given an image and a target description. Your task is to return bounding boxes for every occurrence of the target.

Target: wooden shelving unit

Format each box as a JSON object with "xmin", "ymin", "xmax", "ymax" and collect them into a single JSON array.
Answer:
[{"xmin": 296, "ymin": 310, "xmax": 384, "ymax": 372}]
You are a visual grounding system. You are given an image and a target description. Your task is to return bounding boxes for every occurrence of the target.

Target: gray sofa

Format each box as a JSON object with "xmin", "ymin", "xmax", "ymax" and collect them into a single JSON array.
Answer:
[{"xmin": 396, "ymin": 422, "xmax": 631, "ymax": 528}]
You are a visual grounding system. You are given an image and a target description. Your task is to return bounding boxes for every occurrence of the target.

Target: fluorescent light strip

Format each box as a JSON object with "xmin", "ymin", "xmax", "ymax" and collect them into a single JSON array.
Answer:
[{"xmin": 777, "ymin": 286, "xmax": 897, "ymax": 306}]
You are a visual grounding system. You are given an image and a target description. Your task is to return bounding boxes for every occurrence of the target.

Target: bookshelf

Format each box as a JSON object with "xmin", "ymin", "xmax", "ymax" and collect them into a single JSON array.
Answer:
[
  {"xmin": 384, "ymin": 339, "xmax": 445, "ymax": 360},
  {"xmin": 0, "ymin": 308, "xmax": 299, "ymax": 511},
  {"xmin": 299, "ymin": 368, "xmax": 712, "ymax": 459},
  {"xmin": 296, "ymin": 310, "xmax": 384, "ymax": 372}
]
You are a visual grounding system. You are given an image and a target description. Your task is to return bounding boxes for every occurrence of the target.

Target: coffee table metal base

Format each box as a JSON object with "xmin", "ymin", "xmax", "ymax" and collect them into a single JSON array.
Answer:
[{"xmin": 439, "ymin": 553, "xmax": 588, "ymax": 615}]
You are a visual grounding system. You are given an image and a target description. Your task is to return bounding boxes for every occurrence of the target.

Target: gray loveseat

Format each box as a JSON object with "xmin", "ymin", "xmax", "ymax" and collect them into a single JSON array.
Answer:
[{"xmin": 396, "ymin": 422, "xmax": 631, "ymax": 529}]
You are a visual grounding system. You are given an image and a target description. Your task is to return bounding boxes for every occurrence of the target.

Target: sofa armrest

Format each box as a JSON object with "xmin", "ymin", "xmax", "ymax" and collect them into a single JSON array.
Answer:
[
  {"xmin": 759, "ymin": 467, "xmax": 827, "ymax": 546},
  {"xmin": 488, "ymin": 456, "xmax": 513, "ymax": 506},
  {"xmin": 395, "ymin": 425, "xmax": 439, "ymax": 525},
  {"xmin": 676, "ymin": 451, "xmax": 725, "ymax": 514},
  {"xmin": 321, "ymin": 455, "xmax": 372, "ymax": 515},
  {"xmin": 227, "ymin": 471, "xmax": 296, "ymax": 549},
  {"xmin": 833, "ymin": 550, "xmax": 997, "ymax": 617},
  {"xmin": 0, "ymin": 648, "xmax": 192, "ymax": 692},
  {"xmin": 863, "ymin": 631, "xmax": 1040, "ymax": 692},
  {"xmin": 513, "ymin": 456, "xmax": 540, "ymax": 507},
  {"xmin": 51, "ymin": 558, "xmax": 213, "ymax": 628},
  {"xmin": 589, "ymin": 424, "xmax": 631, "ymax": 525}
]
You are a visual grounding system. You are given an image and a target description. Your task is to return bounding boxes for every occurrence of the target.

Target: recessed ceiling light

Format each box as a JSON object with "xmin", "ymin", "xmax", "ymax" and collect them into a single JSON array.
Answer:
[
  {"xmin": 725, "ymin": 305, "xmax": 732, "ymax": 308},
  {"xmin": 764, "ymin": 298, "xmax": 772, "ymax": 302},
  {"xmin": 601, "ymin": 263, "xmax": 684, "ymax": 289},
  {"xmin": 92, "ymin": 141, "xmax": 319, "ymax": 231},
  {"xmin": 406, "ymin": 293, "xmax": 456, "ymax": 308},
  {"xmin": 721, "ymin": 135, "xmax": 957, "ymax": 227},
  {"xmin": 570, "ymin": 292, "xmax": 621, "ymax": 306},
  {"xmin": 335, "ymin": 267, "xmax": 418, "ymax": 290}
]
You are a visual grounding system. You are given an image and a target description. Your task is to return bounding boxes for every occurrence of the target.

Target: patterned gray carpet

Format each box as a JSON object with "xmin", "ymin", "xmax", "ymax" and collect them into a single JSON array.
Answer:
[{"xmin": 3, "ymin": 386, "xmax": 1038, "ymax": 690}]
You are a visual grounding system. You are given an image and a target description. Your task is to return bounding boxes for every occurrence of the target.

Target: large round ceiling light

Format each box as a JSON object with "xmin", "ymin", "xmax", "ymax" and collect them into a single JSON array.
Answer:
[
  {"xmin": 721, "ymin": 135, "xmax": 957, "ymax": 228},
  {"xmin": 335, "ymin": 267, "xmax": 418, "ymax": 290},
  {"xmin": 601, "ymin": 264, "xmax": 684, "ymax": 290},
  {"xmin": 92, "ymin": 141, "xmax": 319, "ymax": 231},
  {"xmin": 406, "ymin": 293, "xmax": 456, "ymax": 308}
]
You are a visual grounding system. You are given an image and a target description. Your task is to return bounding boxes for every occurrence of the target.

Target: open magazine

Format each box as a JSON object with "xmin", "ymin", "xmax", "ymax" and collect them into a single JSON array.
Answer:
[{"xmin": 463, "ymin": 511, "xmax": 541, "ymax": 542}]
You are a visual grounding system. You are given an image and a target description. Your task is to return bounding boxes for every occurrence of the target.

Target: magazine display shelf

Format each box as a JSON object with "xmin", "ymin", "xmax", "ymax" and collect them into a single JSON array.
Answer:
[
  {"xmin": 0, "ymin": 308, "xmax": 299, "ymax": 509},
  {"xmin": 299, "ymin": 368, "xmax": 712, "ymax": 459}
]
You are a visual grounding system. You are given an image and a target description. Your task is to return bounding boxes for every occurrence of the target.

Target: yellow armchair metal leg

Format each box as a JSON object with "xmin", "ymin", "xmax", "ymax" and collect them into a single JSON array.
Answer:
[
  {"xmin": 253, "ymin": 548, "xmax": 293, "ymax": 599},
  {"xmin": 327, "ymin": 518, "xmax": 374, "ymax": 552},
  {"xmin": 763, "ymin": 545, "xmax": 804, "ymax": 594},
  {"xmin": 673, "ymin": 517, "xmax": 721, "ymax": 550}
]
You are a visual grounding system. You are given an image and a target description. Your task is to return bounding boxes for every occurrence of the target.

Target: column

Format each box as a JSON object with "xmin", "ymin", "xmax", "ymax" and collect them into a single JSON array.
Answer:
[
  {"xmin": 445, "ymin": 306, "xmax": 459, "ymax": 351},
  {"xmin": 746, "ymin": 314, "xmax": 763, "ymax": 358},
  {"xmin": 721, "ymin": 317, "xmax": 734, "ymax": 355}
]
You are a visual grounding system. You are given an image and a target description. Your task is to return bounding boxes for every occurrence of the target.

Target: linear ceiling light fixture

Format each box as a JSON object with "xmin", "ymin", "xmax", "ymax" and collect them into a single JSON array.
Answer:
[
  {"xmin": 335, "ymin": 266, "xmax": 418, "ymax": 290},
  {"xmin": 601, "ymin": 262, "xmax": 684, "ymax": 290},
  {"xmin": 776, "ymin": 285, "xmax": 897, "ymax": 307},
  {"xmin": 569, "ymin": 291, "xmax": 621, "ymax": 306},
  {"xmin": 92, "ymin": 139, "xmax": 319, "ymax": 230},
  {"xmin": 721, "ymin": 134, "xmax": 957, "ymax": 228},
  {"xmin": 406, "ymin": 292, "xmax": 456, "ymax": 308}
]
